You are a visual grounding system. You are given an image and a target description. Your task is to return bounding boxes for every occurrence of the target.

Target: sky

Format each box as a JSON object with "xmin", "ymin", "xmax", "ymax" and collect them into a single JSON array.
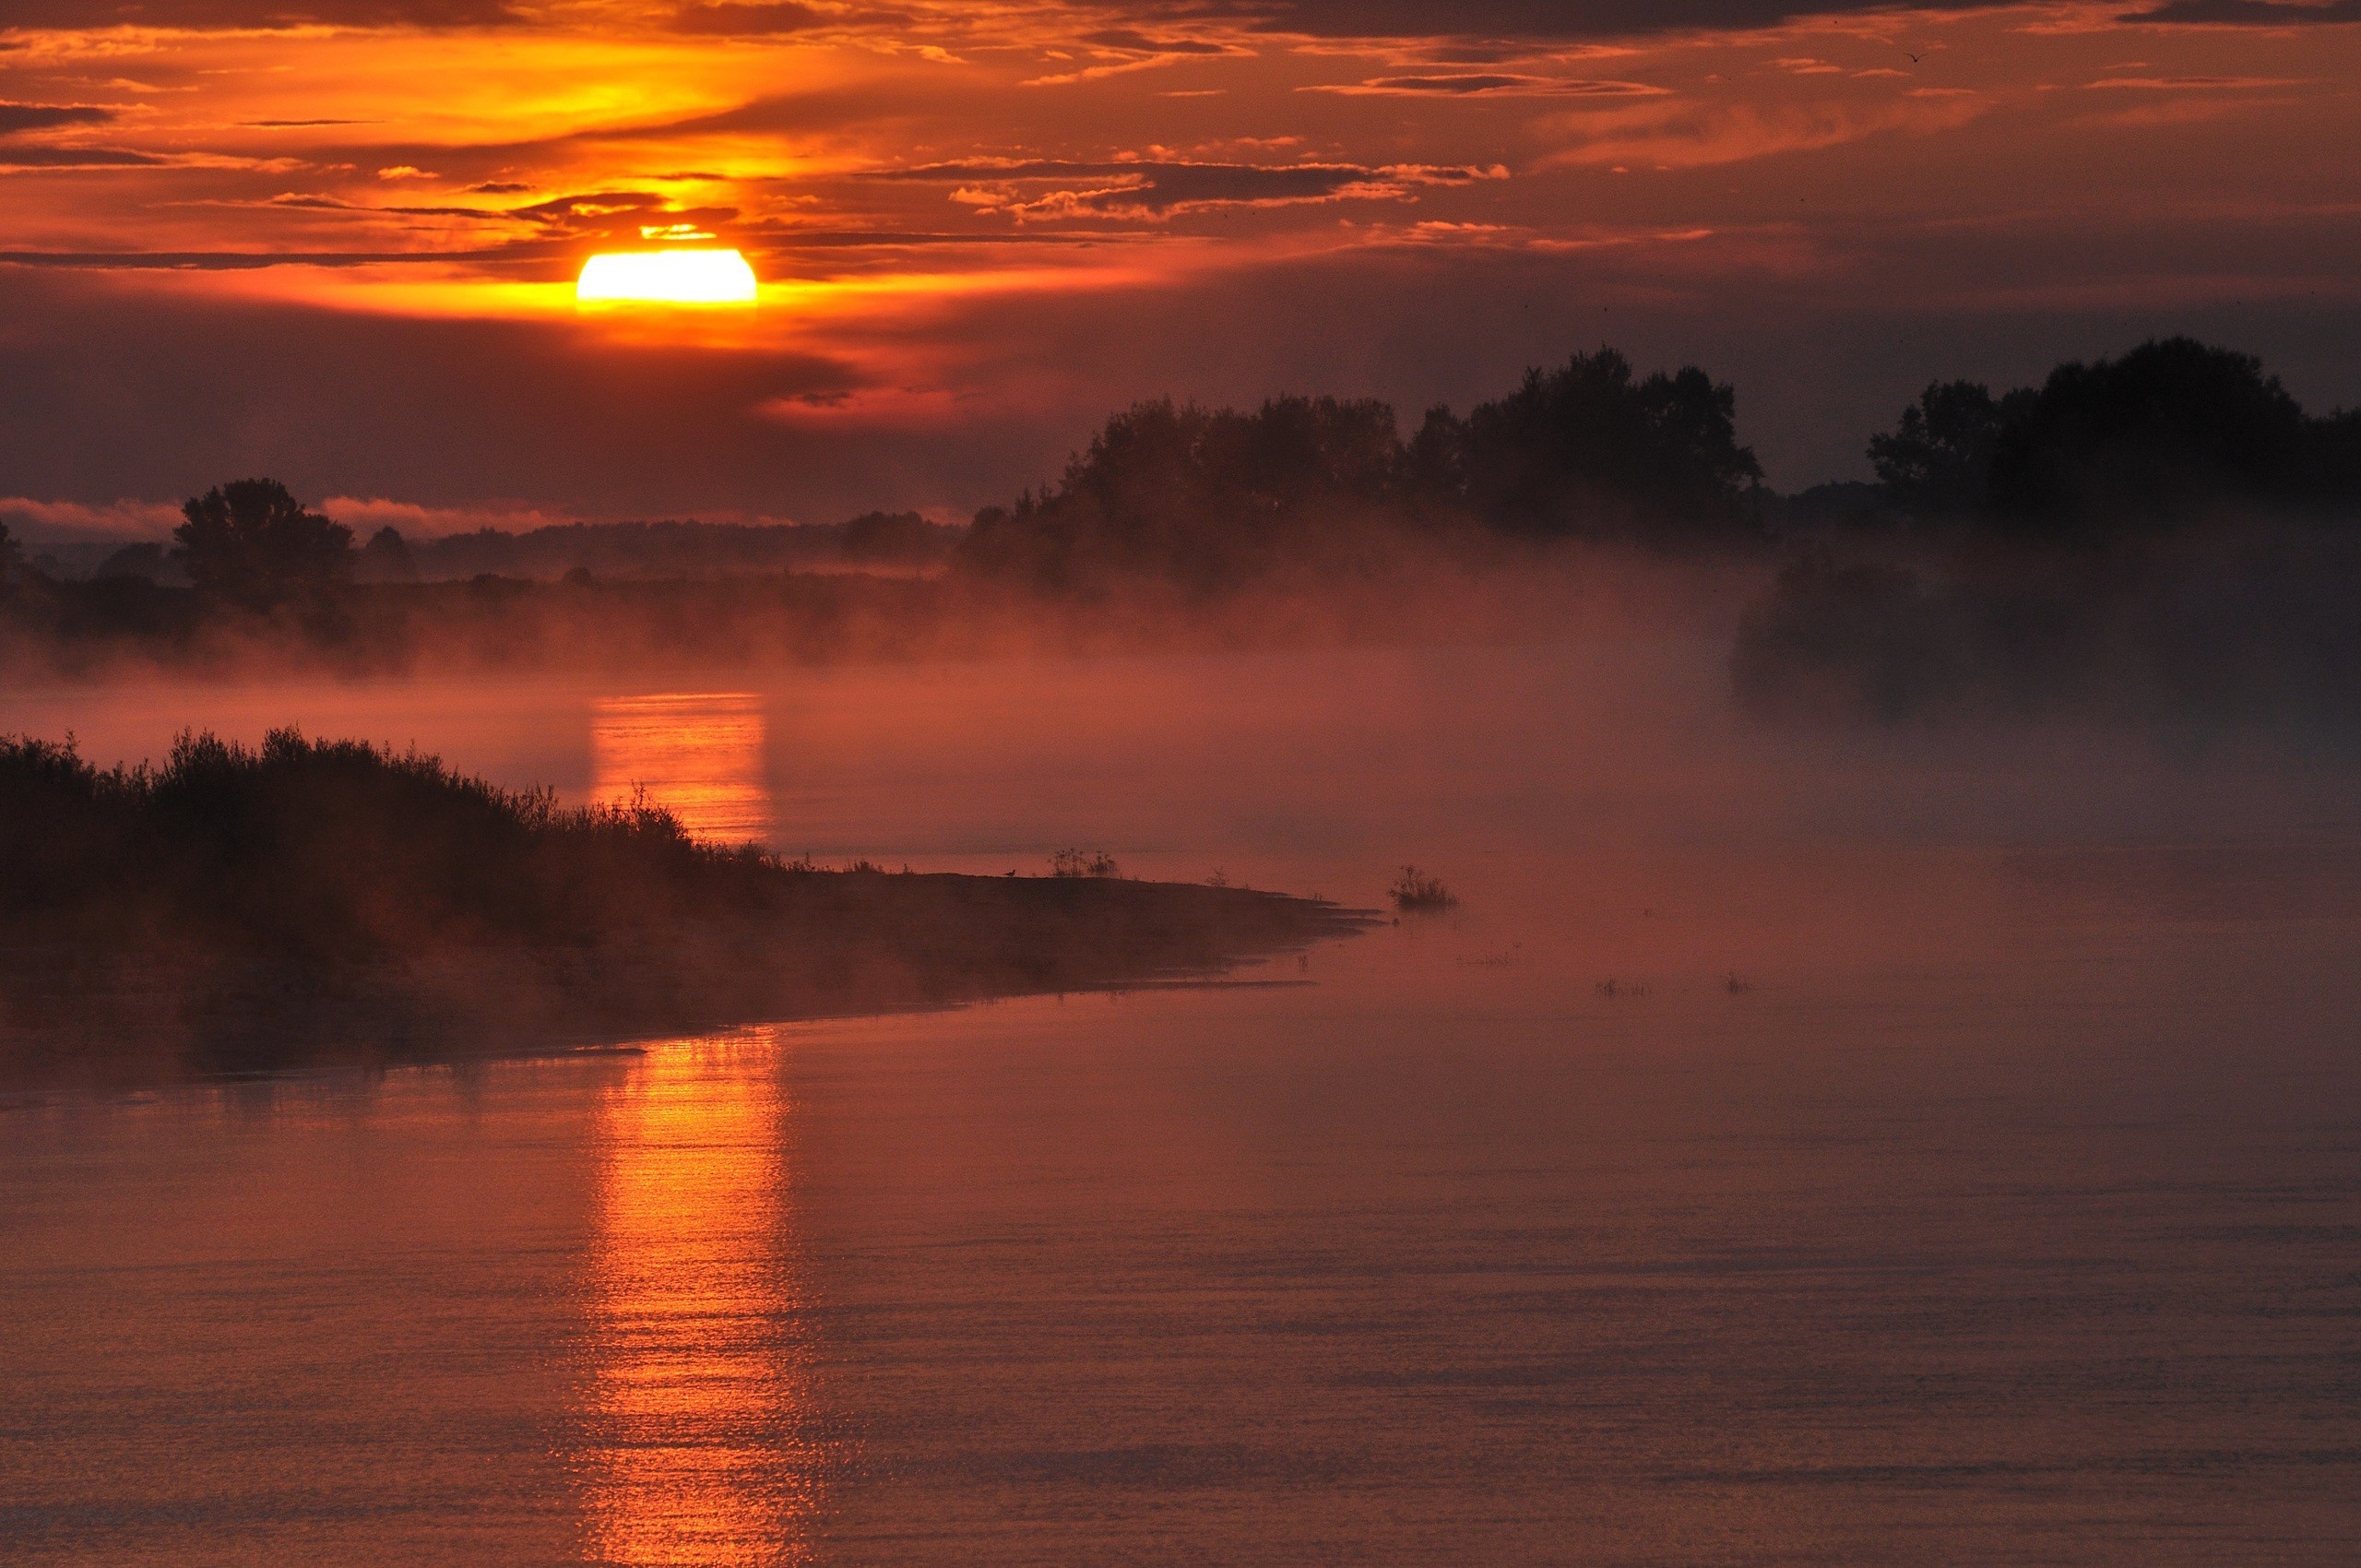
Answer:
[{"xmin": 3, "ymin": 0, "xmax": 2359, "ymax": 535}]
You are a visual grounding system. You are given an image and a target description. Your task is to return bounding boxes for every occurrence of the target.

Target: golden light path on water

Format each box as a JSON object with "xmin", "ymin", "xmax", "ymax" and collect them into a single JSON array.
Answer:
[
  {"xmin": 581, "ymin": 1034, "xmax": 821, "ymax": 1566},
  {"xmin": 590, "ymin": 693, "xmax": 771, "ymax": 845}
]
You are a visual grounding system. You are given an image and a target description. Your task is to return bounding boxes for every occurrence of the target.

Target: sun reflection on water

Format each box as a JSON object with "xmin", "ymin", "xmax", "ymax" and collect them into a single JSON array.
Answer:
[
  {"xmin": 591, "ymin": 693, "xmax": 771, "ymax": 846},
  {"xmin": 579, "ymin": 1035, "xmax": 821, "ymax": 1565}
]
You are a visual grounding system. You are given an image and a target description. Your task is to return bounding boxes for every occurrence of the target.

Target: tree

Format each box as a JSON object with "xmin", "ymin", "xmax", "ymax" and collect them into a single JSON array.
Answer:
[
  {"xmin": 360, "ymin": 525, "xmax": 419, "ymax": 583},
  {"xmin": 1869, "ymin": 381, "xmax": 2023, "ymax": 518},
  {"xmin": 2308, "ymin": 407, "xmax": 2361, "ymax": 513},
  {"xmin": 960, "ymin": 395, "xmax": 1406, "ymax": 593},
  {"xmin": 956, "ymin": 350, "xmax": 1767, "ymax": 591},
  {"xmin": 172, "ymin": 480, "xmax": 354, "ymax": 607},
  {"xmin": 1987, "ymin": 338, "xmax": 2313, "ymax": 533},
  {"xmin": 1448, "ymin": 349, "xmax": 1763, "ymax": 539},
  {"xmin": 0, "ymin": 522, "xmax": 22, "ymax": 591}
]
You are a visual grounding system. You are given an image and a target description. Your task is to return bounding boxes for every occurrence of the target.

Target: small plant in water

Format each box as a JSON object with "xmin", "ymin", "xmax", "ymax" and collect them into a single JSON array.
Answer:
[
  {"xmin": 1390, "ymin": 865, "xmax": 1457, "ymax": 911},
  {"xmin": 1050, "ymin": 848, "xmax": 1121, "ymax": 879}
]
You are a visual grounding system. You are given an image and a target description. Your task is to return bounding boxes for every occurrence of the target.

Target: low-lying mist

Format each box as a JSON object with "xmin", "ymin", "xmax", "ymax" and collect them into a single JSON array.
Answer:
[{"xmin": 4, "ymin": 336, "xmax": 2354, "ymax": 742}]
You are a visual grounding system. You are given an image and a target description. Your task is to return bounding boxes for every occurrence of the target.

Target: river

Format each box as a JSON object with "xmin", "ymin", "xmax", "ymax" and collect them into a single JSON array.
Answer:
[{"xmin": 4, "ymin": 641, "xmax": 2359, "ymax": 1562}]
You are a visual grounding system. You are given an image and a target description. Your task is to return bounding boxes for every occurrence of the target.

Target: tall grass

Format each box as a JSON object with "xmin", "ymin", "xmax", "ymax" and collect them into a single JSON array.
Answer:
[{"xmin": 0, "ymin": 728, "xmax": 776, "ymax": 959}]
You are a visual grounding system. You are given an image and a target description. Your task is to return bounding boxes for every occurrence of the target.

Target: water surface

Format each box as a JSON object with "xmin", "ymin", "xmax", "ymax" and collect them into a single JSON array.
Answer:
[{"xmin": 4, "ymin": 643, "xmax": 2358, "ymax": 1563}]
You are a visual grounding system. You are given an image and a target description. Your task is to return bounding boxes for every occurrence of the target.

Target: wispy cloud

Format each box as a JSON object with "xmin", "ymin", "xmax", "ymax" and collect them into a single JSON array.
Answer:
[{"xmin": 1300, "ymin": 73, "xmax": 1667, "ymax": 96}]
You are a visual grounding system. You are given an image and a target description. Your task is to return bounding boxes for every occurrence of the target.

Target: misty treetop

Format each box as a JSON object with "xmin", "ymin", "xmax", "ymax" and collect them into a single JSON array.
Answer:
[
  {"xmin": 1748, "ymin": 339, "xmax": 2361, "ymax": 725},
  {"xmin": 960, "ymin": 349, "xmax": 1766, "ymax": 593},
  {"xmin": 960, "ymin": 336, "xmax": 2361, "ymax": 597},
  {"xmin": 174, "ymin": 479, "xmax": 356, "ymax": 608},
  {"xmin": 1868, "ymin": 338, "xmax": 2361, "ymax": 534},
  {"xmin": 1421, "ymin": 351, "xmax": 1762, "ymax": 537},
  {"xmin": 961, "ymin": 395, "xmax": 1411, "ymax": 592}
]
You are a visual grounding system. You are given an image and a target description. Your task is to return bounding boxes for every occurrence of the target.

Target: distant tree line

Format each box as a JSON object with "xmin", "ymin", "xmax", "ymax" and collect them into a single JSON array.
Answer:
[
  {"xmin": 959, "ymin": 349, "xmax": 1764, "ymax": 592},
  {"xmin": 957, "ymin": 337, "xmax": 2361, "ymax": 595},
  {"xmin": 0, "ymin": 494, "xmax": 961, "ymax": 615},
  {"xmin": 354, "ymin": 511, "xmax": 955, "ymax": 585},
  {"xmin": 13, "ymin": 336, "xmax": 2353, "ymax": 616},
  {"xmin": 1863, "ymin": 338, "xmax": 2361, "ymax": 536},
  {"xmin": 1735, "ymin": 339, "xmax": 2361, "ymax": 725}
]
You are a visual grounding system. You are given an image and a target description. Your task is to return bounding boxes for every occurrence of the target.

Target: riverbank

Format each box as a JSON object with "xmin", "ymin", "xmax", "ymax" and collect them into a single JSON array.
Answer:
[{"xmin": 0, "ymin": 730, "xmax": 1367, "ymax": 1084}]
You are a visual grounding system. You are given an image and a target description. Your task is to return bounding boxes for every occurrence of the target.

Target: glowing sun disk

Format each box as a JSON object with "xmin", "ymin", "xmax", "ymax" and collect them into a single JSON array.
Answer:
[{"xmin": 577, "ymin": 249, "xmax": 758, "ymax": 305}]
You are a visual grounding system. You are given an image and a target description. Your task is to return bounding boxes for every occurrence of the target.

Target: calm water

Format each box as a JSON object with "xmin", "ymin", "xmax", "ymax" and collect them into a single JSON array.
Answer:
[{"xmin": 4, "ymin": 643, "xmax": 2360, "ymax": 1563}]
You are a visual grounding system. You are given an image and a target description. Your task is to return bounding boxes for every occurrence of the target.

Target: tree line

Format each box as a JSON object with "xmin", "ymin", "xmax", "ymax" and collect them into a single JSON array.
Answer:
[
  {"xmin": 959, "ymin": 348, "xmax": 1766, "ymax": 592},
  {"xmin": 960, "ymin": 337, "xmax": 2361, "ymax": 593},
  {"xmin": 5, "ymin": 336, "xmax": 2355, "ymax": 615}
]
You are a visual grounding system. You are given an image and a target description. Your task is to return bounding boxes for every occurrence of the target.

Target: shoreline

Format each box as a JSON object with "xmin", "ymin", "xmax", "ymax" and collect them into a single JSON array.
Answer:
[{"xmin": 0, "ymin": 871, "xmax": 1375, "ymax": 1090}]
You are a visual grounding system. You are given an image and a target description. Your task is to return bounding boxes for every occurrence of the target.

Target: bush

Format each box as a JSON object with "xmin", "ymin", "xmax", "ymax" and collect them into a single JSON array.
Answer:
[{"xmin": 1390, "ymin": 865, "xmax": 1457, "ymax": 910}]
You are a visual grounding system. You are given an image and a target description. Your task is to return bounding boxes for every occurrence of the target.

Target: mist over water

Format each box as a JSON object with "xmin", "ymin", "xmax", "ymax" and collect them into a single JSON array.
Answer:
[{"xmin": 3, "ymin": 636, "xmax": 2360, "ymax": 1562}]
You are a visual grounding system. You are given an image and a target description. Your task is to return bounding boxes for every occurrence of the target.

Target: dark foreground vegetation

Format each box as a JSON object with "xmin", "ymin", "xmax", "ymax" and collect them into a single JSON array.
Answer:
[
  {"xmin": 0, "ymin": 730, "xmax": 1363, "ymax": 1085},
  {"xmin": 4, "ymin": 336, "xmax": 2357, "ymax": 723}
]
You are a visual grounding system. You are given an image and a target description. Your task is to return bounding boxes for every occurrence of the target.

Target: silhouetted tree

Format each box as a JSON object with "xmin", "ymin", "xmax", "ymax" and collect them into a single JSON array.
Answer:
[
  {"xmin": 1987, "ymin": 338, "xmax": 2316, "ymax": 533},
  {"xmin": 1869, "ymin": 381, "xmax": 2028, "ymax": 518},
  {"xmin": 962, "ymin": 351, "xmax": 1772, "ymax": 591},
  {"xmin": 1402, "ymin": 403, "xmax": 1469, "ymax": 500},
  {"xmin": 0, "ymin": 522, "xmax": 22, "ymax": 591},
  {"xmin": 360, "ymin": 525, "xmax": 418, "ymax": 583},
  {"xmin": 1439, "ymin": 349, "xmax": 1763, "ymax": 539},
  {"xmin": 173, "ymin": 480, "xmax": 354, "ymax": 608},
  {"xmin": 962, "ymin": 395, "xmax": 1406, "ymax": 592},
  {"xmin": 2308, "ymin": 408, "xmax": 2361, "ymax": 509}
]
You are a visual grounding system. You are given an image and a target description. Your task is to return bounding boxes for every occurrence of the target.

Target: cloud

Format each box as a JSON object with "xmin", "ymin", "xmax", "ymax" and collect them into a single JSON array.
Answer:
[
  {"xmin": 2082, "ymin": 72, "xmax": 2310, "ymax": 85},
  {"xmin": 756, "ymin": 384, "xmax": 981, "ymax": 428},
  {"xmin": 874, "ymin": 158, "xmax": 1505, "ymax": 219},
  {"xmin": 1122, "ymin": 0, "xmax": 1949, "ymax": 42},
  {"xmin": 314, "ymin": 495, "xmax": 594, "ymax": 537},
  {"xmin": 668, "ymin": 2, "xmax": 831, "ymax": 35},
  {"xmin": 2118, "ymin": 0, "xmax": 2361, "ymax": 21},
  {"xmin": 1538, "ymin": 92, "xmax": 1988, "ymax": 170},
  {"xmin": 0, "ymin": 0, "xmax": 521, "ymax": 27},
  {"xmin": 0, "ymin": 147, "xmax": 171, "ymax": 170},
  {"xmin": 0, "ymin": 495, "xmax": 182, "ymax": 542},
  {"xmin": 1121, "ymin": 0, "xmax": 2361, "ymax": 40},
  {"xmin": 1077, "ymin": 28, "xmax": 1233, "ymax": 54},
  {"xmin": 0, "ymin": 242, "xmax": 554, "ymax": 268},
  {"xmin": 1302, "ymin": 74, "xmax": 1668, "ymax": 96},
  {"xmin": 0, "ymin": 102, "xmax": 118, "ymax": 135}
]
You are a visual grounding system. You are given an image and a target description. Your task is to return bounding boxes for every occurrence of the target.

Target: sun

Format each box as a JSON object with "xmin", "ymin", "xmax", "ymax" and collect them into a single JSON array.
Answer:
[{"xmin": 576, "ymin": 249, "xmax": 759, "ymax": 306}]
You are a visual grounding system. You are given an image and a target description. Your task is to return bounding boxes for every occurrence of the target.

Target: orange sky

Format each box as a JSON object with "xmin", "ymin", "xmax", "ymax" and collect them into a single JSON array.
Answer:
[{"xmin": 4, "ymin": 0, "xmax": 2359, "ymax": 529}]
